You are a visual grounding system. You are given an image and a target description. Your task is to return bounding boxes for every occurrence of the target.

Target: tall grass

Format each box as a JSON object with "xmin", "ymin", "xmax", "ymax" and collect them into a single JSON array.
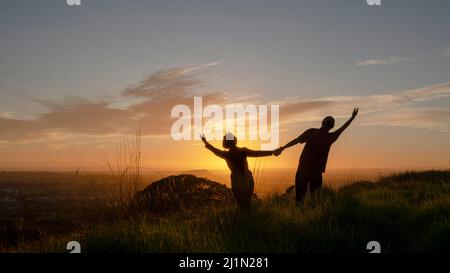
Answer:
[
  {"xmin": 104, "ymin": 126, "xmax": 143, "ymax": 216},
  {"xmin": 73, "ymin": 127, "xmax": 144, "ymax": 225},
  {"xmin": 12, "ymin": 170, "xmax": 450, "ymax": 253},
  {"xmin": 251, "ymin": 157, "xmax": 268, "ymax": 197}
]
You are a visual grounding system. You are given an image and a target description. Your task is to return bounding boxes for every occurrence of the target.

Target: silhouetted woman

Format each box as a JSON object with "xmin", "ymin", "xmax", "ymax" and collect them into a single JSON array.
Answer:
[{"xmin": 201, "ymin": 133, "xmax": 275, "ymax": 209}]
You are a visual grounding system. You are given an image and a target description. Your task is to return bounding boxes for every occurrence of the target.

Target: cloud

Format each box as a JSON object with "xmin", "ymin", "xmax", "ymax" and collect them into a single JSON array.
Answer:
[
  {"xmin": 277, "ymin": 82, "xmax": 450, "ymax": 132},
  {"xmin": 362, "ymin": 108, "xmax": 450, "ymax": 133},
  {"xmin": 0, "ymin": 112, "xmax": 16, "ymax": 119},
  {"xmin": 205, "ymin": 61, "xmax": 222, "ymax": 67},
  {"xmin": 1, "ymin": 62, "xmax": 450, "ymax": 143},
  {"xmin": 0, "ymin": 63, "xmax": 241, "ymax": 142},
  {"xmin": 445, "ymin": 46, "xmax": 450, "ymax": 57},
  {"xmin": 356, "ymin": 57, "xmax": 415, "ymax": 66},
  {"xmin": 123, "ymin": 66, "xmax": 201, "ymax": 98}
]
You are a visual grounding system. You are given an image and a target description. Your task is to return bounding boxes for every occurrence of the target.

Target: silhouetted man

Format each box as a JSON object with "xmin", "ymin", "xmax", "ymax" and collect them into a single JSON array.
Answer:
[{"xmin": 275, "ymin": 108, "xmax": 358, "ymax": 205}]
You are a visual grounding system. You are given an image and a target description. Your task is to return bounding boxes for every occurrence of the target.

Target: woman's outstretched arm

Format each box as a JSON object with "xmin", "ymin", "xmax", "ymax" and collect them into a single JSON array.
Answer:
[
  {"xmin": 201, "ymin": 134, "xmax": 226, "ymax": 158},
  {"xmin": 244, "ymin": 148, "xmax": 274, "ymax": 157}
]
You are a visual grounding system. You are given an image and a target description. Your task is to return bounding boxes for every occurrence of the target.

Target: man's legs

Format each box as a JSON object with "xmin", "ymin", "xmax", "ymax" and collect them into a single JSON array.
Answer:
[
  {"xmin": 295, "ymin": 168, "xmax": 308, "ymax": 205},
  {"xmin": 309, "ymin": 172, "xmax": 323, "ymax": 196}
]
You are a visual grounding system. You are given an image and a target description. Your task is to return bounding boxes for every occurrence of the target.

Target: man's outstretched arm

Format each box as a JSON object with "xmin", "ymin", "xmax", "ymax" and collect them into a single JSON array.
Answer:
[
  {"xmin": 282, "ymin": 136, "xmax": 302, "ymax": 150},
  {"xmin": 333, "ymin": 108, "xmax": 358, "ymax": 138},
  {"xmin": 274, "ymin": 129, "xmax": 312, "ymax": 156}
]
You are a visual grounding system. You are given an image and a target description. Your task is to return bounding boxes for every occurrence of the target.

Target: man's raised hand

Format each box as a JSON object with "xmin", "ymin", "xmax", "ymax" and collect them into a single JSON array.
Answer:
[{"xmin": 352, "ymin": 107, "xmax": 359, "ymax": 119}]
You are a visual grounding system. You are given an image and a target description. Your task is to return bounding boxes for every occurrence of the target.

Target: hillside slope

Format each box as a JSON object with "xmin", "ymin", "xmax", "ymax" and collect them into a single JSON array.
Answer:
[{"xmin": 11, "ymin": 171, "xmax": 450, "ymax": 253}]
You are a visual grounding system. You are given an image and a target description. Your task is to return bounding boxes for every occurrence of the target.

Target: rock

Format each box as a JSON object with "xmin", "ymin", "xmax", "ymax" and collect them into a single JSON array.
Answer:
[{"xmin": 134, "ymin": 174, "xmax": 235, "ymax": 214}]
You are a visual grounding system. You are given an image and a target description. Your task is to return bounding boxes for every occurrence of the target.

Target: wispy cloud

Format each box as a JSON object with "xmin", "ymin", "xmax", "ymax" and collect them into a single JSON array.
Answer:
[
  {"xmin": 205, "ymin": 61, "xmax": 222, "ymax": 67},
  {"xmin": 444, "ymin": 46, "xmax": 450, "ymax": 57},
  {"xmin": 356, "ymin": 57, "xmax": 415, "ymax": 66},
  {"xmin": 1, "ymin": 64, "xmax": 450, "ymax": 143},
  {"xmin": 0, "ymin": 63, "xmax": 242, "ymax": 142},
  {"xmin": 362, "ymin": 107, "xmax": 450, "ymax": 133},
  {"xmin": 0, "ymin": 112, "xmax": 16, "ymax": 119},
  {"xmin": 277, "ymin": 82, "xmax": 450, "ymax": 132}
]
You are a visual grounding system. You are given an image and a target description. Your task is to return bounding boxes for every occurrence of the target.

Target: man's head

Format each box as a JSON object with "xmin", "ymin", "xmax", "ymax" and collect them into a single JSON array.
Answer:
[
  {"xmin": 222, "ymin": 133, "xmax": 237, "ymax": 149},
  {"xmin": 321, "ymin": 116, "xmax": 335, "ymax": 131}
]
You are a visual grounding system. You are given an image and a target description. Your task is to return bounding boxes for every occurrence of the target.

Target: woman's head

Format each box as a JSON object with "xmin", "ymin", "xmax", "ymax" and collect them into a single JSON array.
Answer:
[{"xmin": 222, "ymin": 133, "xmax": 237, "ymax": 149}]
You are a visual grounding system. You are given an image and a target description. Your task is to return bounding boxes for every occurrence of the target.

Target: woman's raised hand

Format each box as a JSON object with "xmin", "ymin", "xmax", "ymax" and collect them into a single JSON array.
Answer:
[{"xmin": 200, "ymin": 134, "xmax": 207, "ymax": 144}]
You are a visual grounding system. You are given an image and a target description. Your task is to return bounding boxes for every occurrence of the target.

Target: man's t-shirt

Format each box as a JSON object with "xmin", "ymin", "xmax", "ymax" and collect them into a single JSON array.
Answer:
[{"xmin": 297, "ymin": 128, "xmax": 340, "ymax": 174}]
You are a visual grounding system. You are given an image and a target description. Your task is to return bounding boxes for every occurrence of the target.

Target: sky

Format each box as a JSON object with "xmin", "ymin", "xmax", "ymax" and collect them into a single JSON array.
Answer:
[{"xmin": 0, "ymin": 0, "xmax": 449, "ymax": 171}]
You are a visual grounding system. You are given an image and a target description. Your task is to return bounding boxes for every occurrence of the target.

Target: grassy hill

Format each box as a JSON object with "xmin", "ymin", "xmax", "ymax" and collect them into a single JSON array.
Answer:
[{"xmin": 7, "ymin": 170, "xmax": 450, "ymax": 253}]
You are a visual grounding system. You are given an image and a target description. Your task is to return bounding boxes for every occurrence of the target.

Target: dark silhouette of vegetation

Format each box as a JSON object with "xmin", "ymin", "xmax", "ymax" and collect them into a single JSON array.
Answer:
[
  {"xmin": 2, "ymin": 170, "xmax": 449, "ymax": 253},
  {"xmin": 134, "ymin": 174, "xmax": 235, "ymax": 215}
]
